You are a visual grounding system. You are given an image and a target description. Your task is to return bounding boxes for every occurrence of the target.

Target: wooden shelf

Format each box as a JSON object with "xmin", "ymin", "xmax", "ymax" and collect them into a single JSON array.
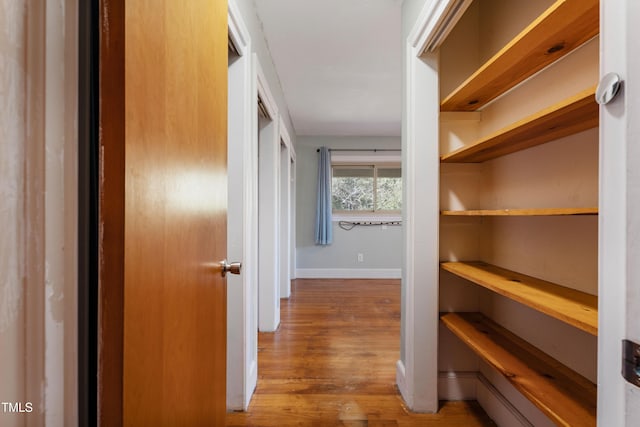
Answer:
[
  {"xmin": 440, "ymin": 0, "xmax": 599, "ymax": 112},
  {"xmin": 441, "ymin": 87, "xmax": 599, "ymax": 163},
  {"xmin": 441, "ymin": 312, "xmax": 597, "ymax": 427},
  {"xmin": 441, "ymin": 207, "xmax": 598, "ymax": 216},
  {"xmin": 440, "ymin": 261, "xmax": 597, "ymax": 335}
]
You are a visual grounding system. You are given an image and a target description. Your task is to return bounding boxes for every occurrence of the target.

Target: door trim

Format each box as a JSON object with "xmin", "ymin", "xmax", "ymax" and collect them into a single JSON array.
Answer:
[
  {"xmin": 598, "ymin": 0, "xmax": 635, "ymax": 424},
  {"xmin": 256, "ymin": 57, "xmax": 282, "ymax": 331},
  {"xmin": 256, "ymin": 60, "xmax": 279, "ymax": 121},
  {"xmin": 227, "ymin": 0, "xmax": 257, "ymax": 410},
  {"xmin": 279, "ymin": 137, "xmax": 292, "ymax": 299},
  {"xmin": 397, "ymin": 0, "xmax": 445, "ymax": 413},
  {"xmin": 96, "ymin": 0, "xmax": 126, "ymax": 425},
  {"xmin": 228, "ymin": 0, "xmax": 249, "ymax": 57},
  {"xmin": 78, "ymin": 0, "xmax": 100, "ymax": 424}
]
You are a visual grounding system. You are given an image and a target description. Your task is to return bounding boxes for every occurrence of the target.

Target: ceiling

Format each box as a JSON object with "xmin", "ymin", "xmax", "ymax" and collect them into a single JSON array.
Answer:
[{"xmin": 253, "ymin": 0, "xmax": 403, "ymax": 137}]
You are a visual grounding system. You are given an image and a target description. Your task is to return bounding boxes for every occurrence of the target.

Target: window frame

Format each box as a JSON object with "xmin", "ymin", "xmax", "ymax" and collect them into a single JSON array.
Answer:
[{"xmin": 331, "ymin": 161, "xmax": 402, "ymax": 220}]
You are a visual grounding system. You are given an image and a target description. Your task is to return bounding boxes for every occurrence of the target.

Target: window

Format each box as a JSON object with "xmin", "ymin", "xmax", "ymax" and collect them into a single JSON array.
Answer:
[{"xmin": 332, "ymin": 164, "xmax": 402, "ymax": 214}]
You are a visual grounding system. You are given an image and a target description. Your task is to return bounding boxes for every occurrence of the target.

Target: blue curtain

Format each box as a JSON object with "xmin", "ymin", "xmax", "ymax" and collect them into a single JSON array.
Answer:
[{"xmin": 315, "ymin": 147, "xmax": 333, "ymax": 245}]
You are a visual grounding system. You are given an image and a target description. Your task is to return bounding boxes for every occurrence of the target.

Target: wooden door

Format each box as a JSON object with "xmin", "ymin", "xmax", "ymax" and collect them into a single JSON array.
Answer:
[{"xmin": 98, "ymin": 0, "xmax": 228, "ymax": 425}]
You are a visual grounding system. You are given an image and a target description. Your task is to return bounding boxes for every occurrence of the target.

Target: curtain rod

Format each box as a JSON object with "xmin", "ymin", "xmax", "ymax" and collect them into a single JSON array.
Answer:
[{"xmin": 316, "ymin": 148, "xmax": 401, "ymax": 152}]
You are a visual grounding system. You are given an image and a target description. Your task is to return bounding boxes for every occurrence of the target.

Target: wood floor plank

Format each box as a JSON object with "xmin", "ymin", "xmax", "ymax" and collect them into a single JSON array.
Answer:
[{"xmin": 226, "ymin": 279, "xmax": 496, "ymax": 426}]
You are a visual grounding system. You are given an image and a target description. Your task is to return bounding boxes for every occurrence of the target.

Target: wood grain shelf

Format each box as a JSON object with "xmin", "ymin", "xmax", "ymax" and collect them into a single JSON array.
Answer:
[
  {"xmin": 440, "ymin": 261, "xmax": 598, "ymax": 335},
  {"xmin": 441, "ymin": 207, "xmax": 598, "ymax": 216},
  {"xmin": 441, "ymin": 312, "xmax": 597, "ymax": 427},
  {"xmin": 441, "ymin": 87, "xmax": 599, "ymax": 163},
  {"xmin": 440, "ymin": 0, "xmax": 599, "ymax": 112}
]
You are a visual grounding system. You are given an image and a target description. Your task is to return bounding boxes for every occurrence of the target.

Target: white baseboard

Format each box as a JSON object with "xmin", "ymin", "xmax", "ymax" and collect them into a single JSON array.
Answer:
[
  {"xmin": 476, "ymin": 373, "xmax": 532, "ymax": 427},
  {"xmin": 396, "ymin": 360, "xmax": 411, "ymax": 408},
  {"xmin": 245, "ymin": 359, "xmax": 257, "ymax": 410},
  {"xmin": 438, "ymin": 371, "xmax": 478, "ymax": 400},
  {"xmin": 295, "ymin": 268, "xmax": 401, "ymax": 279}
]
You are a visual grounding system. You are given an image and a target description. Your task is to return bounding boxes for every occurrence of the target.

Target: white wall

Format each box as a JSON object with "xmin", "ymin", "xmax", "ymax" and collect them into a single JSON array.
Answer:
[
  {"xmin": 295, "ymin": 136, "xmax": 402, "ymax": 279},
  {"xmin": 399, "ymin": 0, "xmax": 445, "ymax": 413},
  {"xmin": 0, "ymin": 1, "xmax": 78, "ymax": 426},
  {"xmin": 402, "ymin": 0, "xmax": 430, "ymax": 39},
  {"xmin": 233, "ymin": 0, "xmax": 296, "ymax": 138},
  {"xmin": 622, "ymin": 1, "xmax": 640, "ymax": 422},
  {"xmin": 226, "ymin": 0, "xmax": 297, "ymax": 409},
  {"xmin": 1, "ymin": 4, "xmax": 27, "ymax": 425}
]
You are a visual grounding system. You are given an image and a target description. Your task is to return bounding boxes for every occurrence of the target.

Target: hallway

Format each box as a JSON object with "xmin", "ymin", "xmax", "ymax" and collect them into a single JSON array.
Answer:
[{"xmin": 226, "ymin": 279, "xmax": 495, "ymax": 426}]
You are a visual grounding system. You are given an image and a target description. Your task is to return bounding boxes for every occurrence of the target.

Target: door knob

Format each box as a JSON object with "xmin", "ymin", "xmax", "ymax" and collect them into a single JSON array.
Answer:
[
  {"xmin": 220, "ymin": 260, "xmax": 242, "ymax": 277},
  {"xmin": 596, "ymin": 72, "xmax": 622, "ymax": 105}
]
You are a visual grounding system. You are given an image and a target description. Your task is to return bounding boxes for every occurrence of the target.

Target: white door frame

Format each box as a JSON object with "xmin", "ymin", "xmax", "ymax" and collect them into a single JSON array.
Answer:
[
  {"xmin": 256, "ymin": 58, "xmax": 281, "ymax": 332},
  {"xmin": 279, "ymin": 118, "xmax": 293, "ymax": 298},
  {"xmin": 290, "ymin": 145, "xmax": 297, "ymax": 281},
  {"xmin": 227, "ymin": 0, "xmax": 257, "ymax": 410},
  {"xmin": 598, "ymin": 0, "xmax": 640, "ymax": 425},
  {"xmin": 396, "ymin": 0, "xmax": 445, "ymax": 413}
]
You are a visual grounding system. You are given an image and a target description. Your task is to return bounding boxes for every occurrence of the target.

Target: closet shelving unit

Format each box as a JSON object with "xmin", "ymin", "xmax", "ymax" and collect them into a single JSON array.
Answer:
[
  {"xmin": 440, "ymin": 0, "xmax": 599, "ymax": 112},
  {"xmin": 441, "ymin": 261, "xmax": 598, "ymax": 335},
  {"xmin": 441, "ymin": 87, "xmax": 598, "ymax": 163},
  {"xmin": 440, "ymin": 312, "xmax": 597, "ymax": 427},
  {"xmin": 438, "ymin": 0, "xmax": 600, "ymax": 425},
  {"xmin": 440, "ymin": 207, "xmax": 598, "ymax": 216}
]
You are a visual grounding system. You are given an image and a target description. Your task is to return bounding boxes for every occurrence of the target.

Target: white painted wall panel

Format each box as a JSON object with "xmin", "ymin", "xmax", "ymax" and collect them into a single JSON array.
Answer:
[
  {"xmin": 0, "ymin": 3, "xmax": 27, "ymax": 426},
  {"xmin": 295, "ymin": 137, "xmax": 403, "ymax": 273},
  {"xmin": 625, "ymin": 0, "xmax": 640, "ymax": 421},
  {"xmin": 1, "ymin": 1, "xmax": 77, "ymax": 425}
]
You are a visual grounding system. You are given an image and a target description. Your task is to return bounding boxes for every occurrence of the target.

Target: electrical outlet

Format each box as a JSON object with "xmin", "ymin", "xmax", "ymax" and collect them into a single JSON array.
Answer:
[{"xmin": 357, "ymin": 253, "xmax": 364, "ymax": 262}]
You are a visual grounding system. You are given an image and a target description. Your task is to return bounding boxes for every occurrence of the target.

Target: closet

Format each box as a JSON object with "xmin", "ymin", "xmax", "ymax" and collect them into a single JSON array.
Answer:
[{"xmin": 437, "ymin": 0, "xmax": 599, "ymax": 425}]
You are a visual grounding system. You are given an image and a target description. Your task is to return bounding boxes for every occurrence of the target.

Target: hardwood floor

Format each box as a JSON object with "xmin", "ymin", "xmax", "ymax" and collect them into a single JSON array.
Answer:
[{"xmin": 226, "ymin": 279, "xmax": 496, "ymax": 426}]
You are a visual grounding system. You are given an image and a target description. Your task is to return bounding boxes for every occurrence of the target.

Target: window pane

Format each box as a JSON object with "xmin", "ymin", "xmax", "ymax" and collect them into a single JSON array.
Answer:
[
  {"xmin": 376, "ymin": 168, "xmax": 402, "ymax": 211},
  {"xmin": 332, "ymin": 167, "xmax": 374, "ymax": 178},
  {"xmin": 377, "ymin": 167, "xmax": 401, "ymax": 178},
  {"xmin": 332, "ymin": 167, "xmax": 374, "ymax": 211}
]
